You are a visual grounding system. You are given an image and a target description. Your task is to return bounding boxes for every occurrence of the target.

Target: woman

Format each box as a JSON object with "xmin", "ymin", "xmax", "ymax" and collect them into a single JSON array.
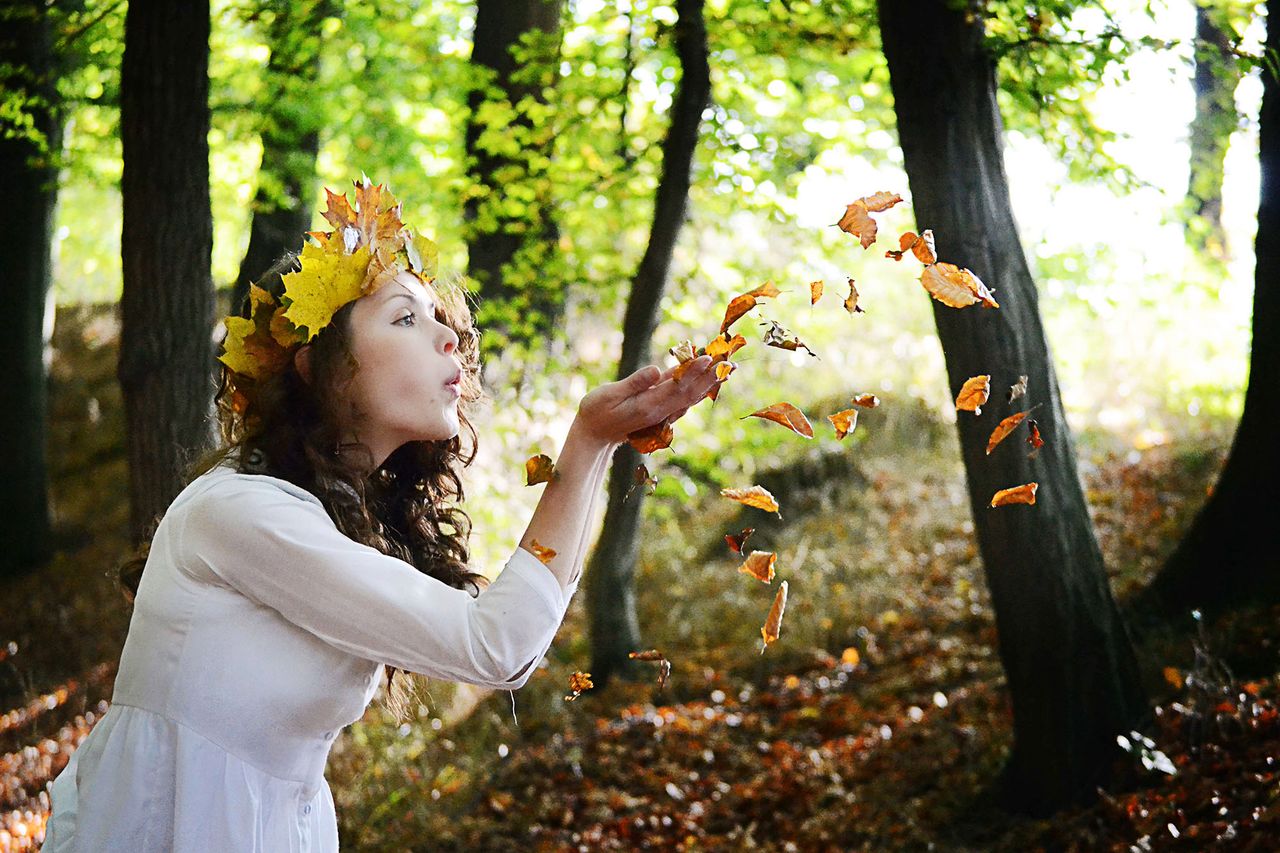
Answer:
[{"xmin": 43, "ymin": 178, "xmax": 721, "ymax": 851}]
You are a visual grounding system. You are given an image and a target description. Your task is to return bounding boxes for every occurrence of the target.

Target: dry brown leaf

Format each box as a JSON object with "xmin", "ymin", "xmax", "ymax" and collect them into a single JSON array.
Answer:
[
  {"xmin": 850, "ymin": 393, "xmax": 881, "ymax": 409},
  {"xmin": 525, "ymin": 454, "xmax": 557, "ymax": 486},
  {"xmin": 843, "ymin": 278, "xmax": 864, "ymax": 314},
  {"xmin": 760, "ymin": 319, "xmax": 818, "ymax": 357},
  {"xmin": 836, "ymin": 191, "xmax": 904, "ymax": 249},
  {"xmin": 810, "ymin": 280, "xmax": 824, "ymax": 305},
  {"xmin": 743, "ymin": 402, "xmax": 814, "ymax": 438},
  {"xmin": 1027, "ymin": 418, "xmax": 1045, "ymax": 458},
  {"xmin": 627, "ymin": 418, "xmax": 675, "ymax": 454},
  {"xmin": 565, "ymin": 671, "xmax": 593, "ymax": 700},
  {"xmin": 721, "ymin": 485, "xmax": 781, "ymax": 515},
  {"xmin": 625, "ymin": 464, "xmax": 659, "ymax": 501},
  {"xmin": 760, "ymin": 580, "xmax": 790, "ymax": 653},
  {"xmin": 885, "ymin": 229, "xmax": 937, "ymax": 264},
  {"xmin": 737, "ymin": 550, "xmax": 777, "ymax": 583},
  {"xmin": 1007, "ymin": 374, "xmax": 1029, "ymax": 403},
  {"xmin": 725, "ymin": 527, "xmax": 756, "ymax": 555},
  {"xmin": 705, "ymin": 333, "xmax": 747, "ymax": 360},
  {"xmin": 986, "ymin": 412, "xmax": 1030, "ymax": 455},
  {"xmin": 629, "ymin": 650, "xmax": 672, "ymax": 689},
  {"xmin": 530, "ymin": 539, "xmax": 557, "ymax": 564},
  {"xmin": 955, "ymin": 375, "xmax": 991, "ymax": 416},
  {"xmin": 989, "ymin": 482, "xmax": 1038, "ymax": 508},
  {"xmin": 828, "ymin": 409, "xmax": 859, "ymax": 440},
  {"xmin": 919, "ymin": 262, "xmax": 1000, "ymax": 309}
]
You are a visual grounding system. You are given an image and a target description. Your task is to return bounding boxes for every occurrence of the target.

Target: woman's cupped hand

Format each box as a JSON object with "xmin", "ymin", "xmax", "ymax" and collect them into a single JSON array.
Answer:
[{"xmin": 573, "ymin": 356, "xmax": 726, "ymax": 447}]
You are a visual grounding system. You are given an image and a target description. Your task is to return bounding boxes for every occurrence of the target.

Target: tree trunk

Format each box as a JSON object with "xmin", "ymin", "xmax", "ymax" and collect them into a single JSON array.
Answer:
[
  {"xmin": 586, "ymin": 0, "xmax": 710, "ymax": 689},
  {"xmin": 1186, "ymin": 0, "xmax": 1243, "ymax": 259},
  {"xmin": 230, "ymin": 0, "xmax": 328, "ymax": 312},
  {"xmin": 464, "ymin": 0, "xmax": 564, "ymax": 356},
  {"xmin": 878, "ymin": 0, "xmax": 1146, "ymax": 814},
  {"xmin": 1143, "ymin": 0, "xmax": 1280, "ymax": 613},
  {"xmin": 119, "ymin": 0, "xmax": 217, "ymax": 543},
  {"xmin": 0, "ymin": 2, "xmax": 60, "ymax": 577}
]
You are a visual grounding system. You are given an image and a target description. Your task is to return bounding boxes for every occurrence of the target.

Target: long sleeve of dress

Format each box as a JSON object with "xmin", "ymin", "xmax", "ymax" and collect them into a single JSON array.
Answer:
[{"xmin": 176, "ymin": 471, "xmax": 575, "ymax": 690}]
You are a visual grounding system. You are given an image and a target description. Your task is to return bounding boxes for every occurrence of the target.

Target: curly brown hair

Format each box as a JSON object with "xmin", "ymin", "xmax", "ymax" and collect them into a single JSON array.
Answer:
[{"xmin": 117, "ymin": 251, "xmax": 489, "ymax": 723}]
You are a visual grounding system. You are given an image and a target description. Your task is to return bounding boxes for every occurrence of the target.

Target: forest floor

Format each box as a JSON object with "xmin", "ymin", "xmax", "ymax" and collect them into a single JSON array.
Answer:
[{"xmin": 2, "ymin": 303, "xmax": 1277, "ymax": 852}]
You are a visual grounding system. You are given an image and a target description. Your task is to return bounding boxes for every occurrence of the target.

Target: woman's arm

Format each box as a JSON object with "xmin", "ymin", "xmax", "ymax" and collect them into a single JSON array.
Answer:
[{"xmin": 518, "ymin": 356, "xmax": 721, "ymax": 594}]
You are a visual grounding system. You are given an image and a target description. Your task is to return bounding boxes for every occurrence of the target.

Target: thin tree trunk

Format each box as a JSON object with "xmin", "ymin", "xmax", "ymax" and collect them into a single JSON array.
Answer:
[
  {"xmin": 0, "ymin": 1, "xmax": 60, "ymax": 576},
  {"xmin": 119, "ymin": 0, "xmax": 216, "ymax": 543},
  {"xmin": 464, "ymin": 0, "xmax": 564, "ymax": 355},
  {"xmin": 1186, "ymin": 0, "xmax": 1243, "ymax": 258},
  {"xmin": 231, "ymin": 0, "xmax": 328, "ymax": 313},
  {"xmin": 586, "ymin": 0, "xmax": 710, "ymax": 689},
  {"xmin": 878, "ymin": 0, "xmax": 1145, "ymax": 814},
  {"xmin": 1143, "ymin": 0, "xmax": 1280, "ymax": 613}
]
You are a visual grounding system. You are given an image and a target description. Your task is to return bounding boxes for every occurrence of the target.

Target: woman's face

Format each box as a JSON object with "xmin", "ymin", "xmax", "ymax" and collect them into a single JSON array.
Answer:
[{"xmin": 337, "ymin": 269, "xmax": 463, "ymax": 467}]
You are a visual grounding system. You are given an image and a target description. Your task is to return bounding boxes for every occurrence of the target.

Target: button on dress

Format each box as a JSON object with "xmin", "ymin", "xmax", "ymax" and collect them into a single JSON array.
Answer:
[{"xmin": 43, "ymin": 462, "xmax": 577, "ymax": 852}]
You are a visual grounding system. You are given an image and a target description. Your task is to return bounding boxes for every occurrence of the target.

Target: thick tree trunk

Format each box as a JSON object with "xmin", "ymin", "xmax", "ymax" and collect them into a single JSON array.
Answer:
[
  {"xmin": 586, "ymin": 0, "xmax": 710, "ymax": 689},
  {"xmin": 0, "ymin": 2, "xmax": 60, "ymax": 577},
  {"xmin": 1144, "ymin": 1, "xmax": 1280, "ymax": 613},
  {"xmin": 878, "ymin": 0, "xmax": 1146, "ymax": 813},
  {"xmin": 464, "ymin": 0, "xmax": 564, "ymax": 355},
  {"xmin": 1186, "ymin": 0, "xmax": 1243, "ymax": 258},
  {"xmin": 119, "ymin": 0, "xmax": 217, "ymax": 543},
  {"xmin": 230, "ymin": 0, "xmax": 327, "ymax": 312}
]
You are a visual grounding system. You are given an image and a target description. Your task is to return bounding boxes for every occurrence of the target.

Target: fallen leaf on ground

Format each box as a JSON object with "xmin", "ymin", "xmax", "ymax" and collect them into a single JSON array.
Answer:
[
  {"xmin": 743, "ymin": 402, "xmax": 814, "ymax": 438},
  {"xmin": 738, "ymin": 550, "xmax": 777, "ymax": 583},
  {"xmin": 761, "ymin": 580, "xmax": 790, "ymax": 653},
  {"xmin": 955, "ymin": 375, "xmax": 991, "ymax": 415},
  {"xmin": 989, "ymin": 482, "xmax": 1038, "ymax": 508}
]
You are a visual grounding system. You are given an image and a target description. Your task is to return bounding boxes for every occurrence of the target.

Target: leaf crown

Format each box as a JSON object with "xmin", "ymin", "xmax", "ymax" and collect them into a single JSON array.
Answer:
[{"xmin": 217, "ymin": 176, "xmax": 439, "ymax": 387}]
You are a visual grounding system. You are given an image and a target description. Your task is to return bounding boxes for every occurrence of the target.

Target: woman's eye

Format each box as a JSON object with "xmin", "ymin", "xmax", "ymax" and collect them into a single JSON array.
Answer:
[{"xmin": 395, "ymin": 312, "xmax": 416, "ymax": 326}]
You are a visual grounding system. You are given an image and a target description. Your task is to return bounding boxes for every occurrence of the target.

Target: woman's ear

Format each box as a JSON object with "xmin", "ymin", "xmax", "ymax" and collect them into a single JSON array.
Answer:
[{"xmin": 294, "ymin": 344, "xmax": 313, "ymax": 386}]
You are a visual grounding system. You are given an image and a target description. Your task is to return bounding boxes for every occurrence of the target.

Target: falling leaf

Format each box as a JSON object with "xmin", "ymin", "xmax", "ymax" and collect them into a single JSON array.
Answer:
[
  {"xmin": 989, "ymin": 482, "xmax": 1038, "ymax": 508},
  {"xmin": 721, "ymin": 485, "xmax": 781, "ymax": 515},
  {"xmin": 738, "ymin": 550, "xmax": 777, "ymax": 583},
  {"xmin": 955, "ymin": 375, "xmax": 991, "ymax": 416},
  {"xmin": 743, "ymin": 402, "xmax": 814, "ymax": 438},
  {"xmin": 1027, "ymin": 418, "xmax": 1045, "ymax": 457},
  {"xmin": 828, "ymin": 409, "xmax": 858, "ymax": 439},
  {"xmin": 836, "ymin": 191, "xmax": 904, "ymax": 249},
  {"xmin": 843, "ymin": 279, "xmax": 865, "ymax": 314},
  {"xmin": 627, "ymin": 418, "xmax": 675, "ymax": 454},
  {"xmin": 525, "ymin": 454, "xmax": 557, "ymax": 486},
  {"xmin": 1163, "ymin": 666, "xmax": 1183, "ymax": 690},
  {"xmin": 810, "ymin": 280, "xmax": 824, "ymax": 304},
  {"xmin": 725, "ymin": 527, "xmax": 756, "ymax": 555},
  {"xmin": 885, "ymin": 229, "xmax": 937, "ymax": 264},
  {"xmin": 986, "ymin": 412, "xmax": 1029, "ymax": 455},
  {"xmin": 625, "ymin": 464, "xmax": 658, "ymax": 501},
  {"xmin": 760, "ymin": 319, "xmax": 818, "ymax": 357},
  {"xmin": 760, "ymin": 580, "xmax": 790, "ymax": 653},
  {"xmin": 1007, "ymin": 374, "xmax": 1028, "ymax": 403},
  {"xmin": 565, "ymin": 671, "xmax": 593, "ymax": 701},
  {"xmin": 750, "ymin": 280, "xmax": 782, "ymax": 299},
  {"xmin": 720, "ymin": 282, "xmax": 782, "ymax": 333},
  {"xmin": 850, "ymin": 394, "xmax": 881, "ymax": 409},
  {"xmin": 629, "ymin": 650, "xmax": 672, "ymax": 689},
  {"xmin": 529, "ymin": 539, "xmax": 557, "ymax": 564},
  {"xmin": 919, "ymin": 262, "xmax": 999, "ymax": 309},
  {"xmin": 705, "ymin": 333, "xmax": 747, "ymax": 361}
]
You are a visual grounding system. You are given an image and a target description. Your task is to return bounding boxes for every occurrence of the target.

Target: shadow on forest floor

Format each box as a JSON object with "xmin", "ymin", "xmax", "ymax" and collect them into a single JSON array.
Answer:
[{"xmin": 2, "ymin": 302, "xmax": 1277, "ymax": 851}]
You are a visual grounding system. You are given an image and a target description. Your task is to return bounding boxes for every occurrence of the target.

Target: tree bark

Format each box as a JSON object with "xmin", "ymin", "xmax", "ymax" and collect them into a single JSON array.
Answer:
[
  {"xmin": 231, "ymin": 0, "xmax": 328, "ymax": 312},
  {"xmin": 0, "ymin": 1, "xmax": 60, "ymax": 577},
  {"xmin": 464, "ymin": 0, "xmax": 564, "ymax": 355},
  {"xmin": 119, "ymin": 0, "xmax": 217, "ymax": 543},
  {"xmin": 878, "ymin": 0, "xmax": 1146, "ymax": 814},
  {"xmin": 586, "ymin": 0, "xmax": 710, "ymax": 689},
  {"xmin": 1186, "ymin": 0, "xmax": 1243, "ymax": 259},
  {"xmin": 1143, "ymin": 0, "xmax": 1280, "ymax": 613}
]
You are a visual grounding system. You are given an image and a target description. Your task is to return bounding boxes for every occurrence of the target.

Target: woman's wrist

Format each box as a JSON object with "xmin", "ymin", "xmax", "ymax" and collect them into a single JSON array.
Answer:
[{"xmin": 566, "ymin": 412, "xmax": 622, "ymax": 457}]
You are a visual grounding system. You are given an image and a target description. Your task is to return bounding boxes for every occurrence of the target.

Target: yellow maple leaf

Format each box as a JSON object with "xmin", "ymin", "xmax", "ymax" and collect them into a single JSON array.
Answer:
[{"xmin": 281, "ymin": 242, "xmax": 373, "ymax": 340}]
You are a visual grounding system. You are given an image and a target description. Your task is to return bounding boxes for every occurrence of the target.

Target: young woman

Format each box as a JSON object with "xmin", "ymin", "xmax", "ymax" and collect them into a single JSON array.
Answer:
[{"xmin": 42, "ymin": 179, "xmax": 722, "ymax": 852}]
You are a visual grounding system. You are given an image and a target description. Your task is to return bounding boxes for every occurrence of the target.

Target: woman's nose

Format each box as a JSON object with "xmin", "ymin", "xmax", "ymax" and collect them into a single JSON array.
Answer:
[{"xmin": 441, "ymin": 326, "xmax": 459, "ymax": 354}]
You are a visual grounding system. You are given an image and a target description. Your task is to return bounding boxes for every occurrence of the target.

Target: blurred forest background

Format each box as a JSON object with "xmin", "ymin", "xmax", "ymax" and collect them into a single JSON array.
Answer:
[{"xmin": 2, "ymin": 0, "xmax": 1278, "ymax": 849}]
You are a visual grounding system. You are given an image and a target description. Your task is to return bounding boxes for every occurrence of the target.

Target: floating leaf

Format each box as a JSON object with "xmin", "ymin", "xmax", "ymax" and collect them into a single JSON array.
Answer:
[
  {"xmin": 720, "ymin": 282, "xmax": 781, "ymax": 333},
  {"xmin": 760, "ymin": 319, "xmax": 818, "ymax": 357},
  {"xmin": 955, "ymin": 375, "xmax": 991, "ymax": 416},
  {"xmin": 919, "ymin": 262, "xmax": 999, "ymax": 310},
  {"xmin": 738, "ymin": 550, "xmax": 777, "ymax": 583},
  {"xmin": 625, "ymin": 464, "xmax": 658, "ymax": 501},
  {"xmin": 725, "ymin": 527, "xmax": 756, "ymax": 555},
  {"xmin": 627, "ymin": 418, "xmax": 675, "ymax": 454},
  {"xmin": 885, "ymin": 229, "xmax": 937, "ymax": 264},
  {"xmin": 989, "ymin": 482, "xmax": 1038, "ymax": 508},
  {"xmin": 843, "ymin": 278, "xmax": 865, "ymax": 314},
  {"xmin": 828, "ymin": 409, "xmax": 858, "ymax": 439},
  {"xmin": 525, "ymin": 453, "xmax": 557, "ymax": 486},
  {"xmin": 705, "ymin": 333, "xmax": 747, "ymax": 361},
  {"xmin": 1027, "ymin": 418, "xmax": 1045, "ymax": 458},
  {"xmin": 743, "ymin": 402, "xmax": 814, "ymax": 438},
  {"xmin": 1007, "ymin": 374, "xmax": 1028, "ymax": 403},
  {"xmin": 629, "ymin": 650, "xmax": 672, "ymax": 689},
  {"xmin": 850, "ymin": 393, "xmax": 880, "ymax": 409},
  {"xmin": 760, "ymin": 580, "xmax": 790, "ymax": 653},
  {"xmin": 810, "ymin": 280, "xmax": 824, "ymax": 304},
  {"xmin": 529, "ymin": 539, "xmax": 557, "ymax": 564},
  {"xmin": 721, "ymin": 485, "xmax": 781, "ymax": 515},
  {"xmin": 565, "ymin": 671, "xmax": 593, "ymax": 701},
  {"xmin": 837, "ymin": 191, "xmax": 904, "ymax": 249},
  {"xmin": 986, "ymin": 412, "xmax": 1029, "ymax": 455}
]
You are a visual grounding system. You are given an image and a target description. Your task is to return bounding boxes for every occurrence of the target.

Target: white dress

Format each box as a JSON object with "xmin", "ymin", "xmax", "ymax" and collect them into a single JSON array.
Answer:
[{"xmin": 42, "ymin": 461, "xmax": 577, "ymax": 852}]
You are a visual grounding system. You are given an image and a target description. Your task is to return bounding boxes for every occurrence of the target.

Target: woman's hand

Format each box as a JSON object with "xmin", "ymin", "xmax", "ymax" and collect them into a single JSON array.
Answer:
[{"xmin": 573, "ymin": 356, "xmax": 725, "ymax": 447}]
